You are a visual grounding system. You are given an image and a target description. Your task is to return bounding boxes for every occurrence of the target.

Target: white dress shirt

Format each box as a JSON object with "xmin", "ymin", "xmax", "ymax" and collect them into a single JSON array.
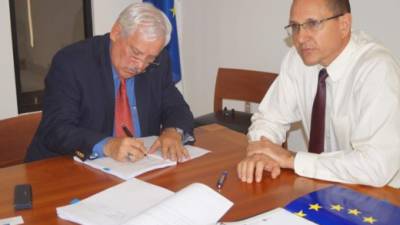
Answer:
[{"xmin": 248, "ymin": 31, "xmax": 400, "ymax": 188}]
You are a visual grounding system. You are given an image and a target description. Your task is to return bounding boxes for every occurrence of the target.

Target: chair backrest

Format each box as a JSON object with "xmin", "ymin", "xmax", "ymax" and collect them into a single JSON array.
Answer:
[
  {"xmin": 0, "ymin": 112, "xmax": 42, "ymax": 168},
  {"xmin": 214, "ymin": 68, "xmax": 278, "ymax": 112}
]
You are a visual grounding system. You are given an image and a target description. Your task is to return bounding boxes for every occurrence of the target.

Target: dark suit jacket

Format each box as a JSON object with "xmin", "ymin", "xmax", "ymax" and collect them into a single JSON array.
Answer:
[{"xmin": 25, "ymin": 34, "xmax": 194, "ymax": 162}]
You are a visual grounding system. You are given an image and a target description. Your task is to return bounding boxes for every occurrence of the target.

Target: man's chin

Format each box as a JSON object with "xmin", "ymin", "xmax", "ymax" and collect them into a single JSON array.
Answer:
[
  {"xmin": 121, "ymin": 69, "xmax": 141, "ymax": 78},
  {"xmin": 300, "ymin": 56, "xmax": 319, "ymax": 66},
  {"xmin": 120, "ymin": 72, "xmax": 137, "ymax": 79}
]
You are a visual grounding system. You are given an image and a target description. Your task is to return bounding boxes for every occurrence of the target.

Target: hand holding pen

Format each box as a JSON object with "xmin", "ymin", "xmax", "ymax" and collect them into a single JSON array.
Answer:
[
  {"xmin": 103, "ymin": 126, "xmax": 147, "ymax": 162},
  {"xmin": 122, "ymin": 125, "xmax": 148, "ymax": 160}
]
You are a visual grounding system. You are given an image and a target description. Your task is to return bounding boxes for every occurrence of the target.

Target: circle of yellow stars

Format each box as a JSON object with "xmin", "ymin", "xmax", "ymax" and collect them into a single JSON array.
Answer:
[{"xmin": 292, "ymin": 203, "xmax": 378, "ymax": 224}]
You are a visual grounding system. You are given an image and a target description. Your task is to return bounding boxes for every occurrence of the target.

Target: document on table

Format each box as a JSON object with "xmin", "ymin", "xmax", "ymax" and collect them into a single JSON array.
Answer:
[
  {"xmin": 125, "ymin": 183, "xmax": 233, "ymax": 225},
  {"xmin": 57, "ymin": 179, "xmax": 233, "ymax": 225},
  {"xmin": 218, "ymin": 208, "xmax": 317, "ymax": 225},
  {"xmin": 75, "ymin": 136, "xmax": 210, "ymax": 179},
  {"xmin": 0, "ymin": 216, "xmax": 24, "ymax": 225}
]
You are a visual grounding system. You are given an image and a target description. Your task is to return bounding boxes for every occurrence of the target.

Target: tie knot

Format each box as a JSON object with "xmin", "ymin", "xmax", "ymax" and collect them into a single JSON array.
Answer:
[
  {"xmin": 319, "ymin": 69, "xmax": 329, "ymax": 81},
  {"xmin": 120, "ymin": 78, "xmax": 127, "ymax": 87}
]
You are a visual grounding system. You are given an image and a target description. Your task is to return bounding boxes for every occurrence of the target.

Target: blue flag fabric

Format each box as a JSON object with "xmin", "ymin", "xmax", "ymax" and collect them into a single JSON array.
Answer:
[
  {"xmin": 285, "ymin": 186, "xmax": 400, "ymax": 225},
  {"xmin": 143, "ymin": 0, "xmax": 181, "ymax": 83}
]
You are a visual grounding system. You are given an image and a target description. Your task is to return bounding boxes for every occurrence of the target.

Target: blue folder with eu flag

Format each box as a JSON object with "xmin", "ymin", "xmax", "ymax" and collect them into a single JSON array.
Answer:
[{"xmin": 285, "ymin": 186, "xmax": 400, "ymax": 225}]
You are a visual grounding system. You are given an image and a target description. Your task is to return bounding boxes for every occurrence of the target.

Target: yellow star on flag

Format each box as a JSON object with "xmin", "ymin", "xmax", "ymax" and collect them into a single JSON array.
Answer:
[
  {"xmin": 309, "ymin": 203, "xmax": 322, "ymax": 211},
  {"xmin": 295, "ymin": 210, "xmax": 307, "ymax": 217},
  {"xmin": 170, "ymin": 7, "xmax": 176, "ymax": 17},
  {"xmin": 330, "ymin": 204, "xmax": 344, "ymax": 212},
  {"xmin": 348, "ymin": 208, "xmax": 362, "ymax": 216},
  {"xmin": 363, "ymin": 216, "xmax": 377, "ymax": 224}
]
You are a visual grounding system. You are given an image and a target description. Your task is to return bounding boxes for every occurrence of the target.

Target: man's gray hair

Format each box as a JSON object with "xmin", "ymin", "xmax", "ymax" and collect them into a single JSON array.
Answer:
[{"xmin": 116, "ymin": 3, "xmax": 172, "ymax": 47}]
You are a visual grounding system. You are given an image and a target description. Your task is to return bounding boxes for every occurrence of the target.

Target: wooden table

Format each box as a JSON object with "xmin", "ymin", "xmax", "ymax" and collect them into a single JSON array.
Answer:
[{"xmin": 0, "ymin": 124, "xmax": 399, "ymax": 224}]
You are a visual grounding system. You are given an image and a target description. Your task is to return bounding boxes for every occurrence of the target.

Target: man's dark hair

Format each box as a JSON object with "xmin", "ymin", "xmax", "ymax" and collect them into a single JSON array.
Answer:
[{"xmin": 326, "ymin": 0, "xmax": 351, "ymax": 14}]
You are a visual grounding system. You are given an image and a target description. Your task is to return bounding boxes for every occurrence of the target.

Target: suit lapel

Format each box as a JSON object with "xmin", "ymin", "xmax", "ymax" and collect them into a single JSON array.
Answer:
[
  {"xmin": 98, "ymin": 34, "xmax": 115, "ymax": 133},
  {"xmin": 135, "ymin": 73, "xmax": 149, "ymax": 136}
]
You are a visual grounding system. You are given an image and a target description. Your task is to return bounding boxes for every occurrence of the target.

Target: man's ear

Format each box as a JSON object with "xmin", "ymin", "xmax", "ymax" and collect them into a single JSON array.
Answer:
[
  {"xmin": 110, "ymin": 23, "xmax": 122, "ymax": 42},
  {"xmin": 339, "ymin": 13, "xmax": 352, "ymax": 38}
]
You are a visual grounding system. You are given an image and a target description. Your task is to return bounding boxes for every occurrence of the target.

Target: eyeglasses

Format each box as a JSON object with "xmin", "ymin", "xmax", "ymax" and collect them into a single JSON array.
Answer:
[
  {"xmin": 126, "ymin": 45, "xmax": 160, "ymax": 70},
  {"xmin": 284, "ymin": 13, "xmax": 344, "ymax": 36}
]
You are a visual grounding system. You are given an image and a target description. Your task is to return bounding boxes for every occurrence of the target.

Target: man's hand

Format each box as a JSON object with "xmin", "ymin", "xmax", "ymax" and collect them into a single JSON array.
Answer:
[
  {"xmin": 247, "ymin": 136, "xmax": 295, "ymax": 169},
  {"xmin": 237, "ymin": 153, "xmax": 281, "ymax": 183},
  {"xmin": 104, "ymin": 137, "xmax": 147, "ymax": 162},
  {"xmin": 148, "ymin": 128, "xmax": 189, "ymax": 162}
]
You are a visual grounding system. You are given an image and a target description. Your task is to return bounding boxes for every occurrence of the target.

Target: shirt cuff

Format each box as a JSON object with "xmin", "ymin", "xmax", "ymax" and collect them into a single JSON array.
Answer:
[
  {"xmin": 182, "ymin": 132, "xmax": 195, "ymax": 145},
  {"xmin": 294, "ymin": 151, "xmax": 319, "ymax": 178},
  {"xmin": 247, "ymin": 132, "xmax": 282, "ymax": 146},
  {"xmin": 172, "ymin": 127, "xmax": 195, "ymax": 145},
  {"xmin": 91, "ymin": 137, "xmax": 110, "ymax": 159}
]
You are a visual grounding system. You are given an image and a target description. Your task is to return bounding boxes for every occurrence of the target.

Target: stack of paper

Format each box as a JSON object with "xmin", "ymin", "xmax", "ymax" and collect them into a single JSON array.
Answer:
[
  {"xmin": 57, "ymin": 179, "xmax": 233, "ymax": 225},
  {"xmin": 75, "ymin": 136, "xmax": 210, "ymax": 179}
]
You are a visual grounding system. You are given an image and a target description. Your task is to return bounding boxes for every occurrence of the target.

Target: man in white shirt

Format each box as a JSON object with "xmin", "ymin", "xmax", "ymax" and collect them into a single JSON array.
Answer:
[{"xmin": 237, "ymin": 0, "xmax": 400, "ymax": 188}]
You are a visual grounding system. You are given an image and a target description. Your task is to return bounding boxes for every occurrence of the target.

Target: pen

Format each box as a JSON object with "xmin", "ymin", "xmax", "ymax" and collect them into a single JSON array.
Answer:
[
  {"xmin": 122, "ymin": 125, "xmax": 147, "ymax": 157},
  {"xmin": 217, "ymin": 170, "xmax": 228, "ymax": 190},
  {"xmin": 122, "ymin": 125, "xmax": 134, "ymax": 137}
]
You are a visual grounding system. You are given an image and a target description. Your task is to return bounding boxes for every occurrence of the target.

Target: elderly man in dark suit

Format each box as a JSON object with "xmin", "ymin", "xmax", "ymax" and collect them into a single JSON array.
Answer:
[{"xmin": 26, "ymin": 3, "xmax": 194, "ymax": 163}]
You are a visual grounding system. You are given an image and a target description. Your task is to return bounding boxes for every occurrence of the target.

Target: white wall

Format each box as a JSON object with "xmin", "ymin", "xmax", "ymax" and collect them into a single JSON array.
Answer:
[
  {"xmin": 352, "ymin": 1, "xmax": 400, "ymax": 56},
  {"xmin": 0, "ymin": 1, "xmax": 18, "ymax": 119},
  {"xmin": 91, "ymin": 0, "xmax": 140, "ymax": 35},
  {"xmin": 179, "ymin": 0, "xmax": 291, "ymax": 117}
]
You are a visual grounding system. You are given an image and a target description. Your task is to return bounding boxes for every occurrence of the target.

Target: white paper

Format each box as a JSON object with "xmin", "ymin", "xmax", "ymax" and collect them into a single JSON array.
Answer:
[
  {"xmin": 76, "ymin": 136, "xmax": 210, "ymax": 179},
  {"xmin": 78, "ymin": 154, "xmax": 177, "ymax": 179},
  {"xmin": 0, "ymin": 216, "xmax": 24, "ymax": 225},
  {"xmin": 219, "ymin": 208, "xmax": 317, "ymax": 225},
  {"xmin": 136, "ymin": 136, "xmax": 210, "ymax": 162},
  {"xmin": 56, "ymin": 179, "xmax": 173, "ymax": 225},
  {"xmin": 126, "ymin": 183, "xmax": 233, "ymax": 225},
  {"xmin": 57, "ymin": 180, "xmax": 233, "ymax": 225},
  {"xmin": 151, "ymin": 144, "xmax": 210, "ymax": 163}
]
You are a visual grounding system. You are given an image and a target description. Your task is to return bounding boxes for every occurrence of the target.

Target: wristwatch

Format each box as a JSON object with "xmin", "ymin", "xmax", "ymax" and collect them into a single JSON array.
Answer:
[
  {"xmin": 173, "ymin": 127, "xmax": 196, "ymax": 145},
  {"xmin": 175, "ymin": 127, "xmax": 184, "ymax": 139}
]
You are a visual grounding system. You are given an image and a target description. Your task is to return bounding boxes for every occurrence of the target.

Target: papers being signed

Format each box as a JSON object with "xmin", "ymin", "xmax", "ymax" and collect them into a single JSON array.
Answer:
[{"xmin": 75, "ymin": 136, "xmax": 210, "ymax": 179}]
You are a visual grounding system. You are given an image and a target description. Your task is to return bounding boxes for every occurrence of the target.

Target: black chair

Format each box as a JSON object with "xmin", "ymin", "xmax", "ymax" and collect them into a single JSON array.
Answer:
[{"xmin": 195, "ymin": 68, "xmax": 277, "ymax": 133}]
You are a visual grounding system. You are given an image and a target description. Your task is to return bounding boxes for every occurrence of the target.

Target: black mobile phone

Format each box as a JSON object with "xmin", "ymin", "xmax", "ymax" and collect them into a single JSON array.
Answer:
[{"xmin": 14, "ymin": 184, "xmax": 32, "ymax": 210}]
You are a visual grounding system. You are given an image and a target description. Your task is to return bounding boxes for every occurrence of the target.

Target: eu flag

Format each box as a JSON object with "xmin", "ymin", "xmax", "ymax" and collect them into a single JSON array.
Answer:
[
  {"xmin": 143, "ymin": 0, "xmax": 182, "ymax": 83},
  {"xmin": 285, "ymin": 186, "xmax": 400, "ymax": 225}
]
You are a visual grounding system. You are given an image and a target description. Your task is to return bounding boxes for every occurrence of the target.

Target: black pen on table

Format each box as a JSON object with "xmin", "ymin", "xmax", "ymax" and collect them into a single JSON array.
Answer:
[
  {"xmin": 122, "ymin": 125, "xmax": 147, "ymax": 157},
  {"xmin": 217, "ymin": 170, "xmax": 228, "ymax": 190}
]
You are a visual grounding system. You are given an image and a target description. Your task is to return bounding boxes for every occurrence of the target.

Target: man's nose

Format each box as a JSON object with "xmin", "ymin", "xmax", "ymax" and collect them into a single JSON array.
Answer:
[
  {"xmin": 293, "ymin": 26, "xmax": 310, "ymax": 44},
  {"xmin": 136, "ymin": 60, "xmax": 146, "ymax": 72}
]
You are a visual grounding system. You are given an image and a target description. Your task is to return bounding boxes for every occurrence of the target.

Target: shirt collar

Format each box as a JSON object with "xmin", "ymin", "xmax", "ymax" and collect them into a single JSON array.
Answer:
[
  {"xmin": 325, "ymin": 34, "xmax": 356, "ymax": 82},
  {"xmin": 112, "ymin": 64, "xmax": 119, "ymax": 80}
]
